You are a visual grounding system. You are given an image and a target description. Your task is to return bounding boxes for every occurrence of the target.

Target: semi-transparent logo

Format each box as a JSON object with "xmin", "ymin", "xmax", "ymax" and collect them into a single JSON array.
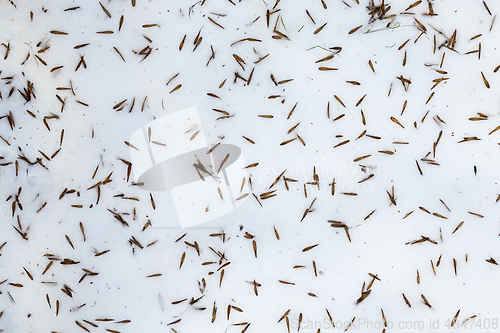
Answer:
[{"xmin": 129, "ymin": 107, "xmax": 249, "ymax": 228}]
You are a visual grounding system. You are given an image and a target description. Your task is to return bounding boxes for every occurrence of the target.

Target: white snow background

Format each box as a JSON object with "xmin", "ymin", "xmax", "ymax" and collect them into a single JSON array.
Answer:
[{"xmin": 1, "ymin": 0, "xmax": 500, "ymax": 332}]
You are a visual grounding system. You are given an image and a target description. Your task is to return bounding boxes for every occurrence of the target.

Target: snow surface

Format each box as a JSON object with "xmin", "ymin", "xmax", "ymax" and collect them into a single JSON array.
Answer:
[{"xmin": 1, "ymin": 0, "xmax": 500, "ymax": 332}]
